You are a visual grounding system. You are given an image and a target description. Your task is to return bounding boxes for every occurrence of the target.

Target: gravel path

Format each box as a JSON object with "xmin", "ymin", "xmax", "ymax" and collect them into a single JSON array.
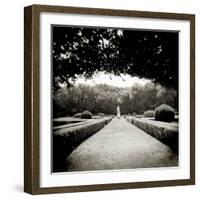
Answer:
[{"xmin": 66, "ymin": 117, "xmax": 178, "ymax": 171}]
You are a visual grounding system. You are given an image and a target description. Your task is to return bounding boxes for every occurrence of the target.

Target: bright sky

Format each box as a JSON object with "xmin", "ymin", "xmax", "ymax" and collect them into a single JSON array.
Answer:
[{"xmin": 75, "ymin": 71, "xmax": 150, "ymax": 88}]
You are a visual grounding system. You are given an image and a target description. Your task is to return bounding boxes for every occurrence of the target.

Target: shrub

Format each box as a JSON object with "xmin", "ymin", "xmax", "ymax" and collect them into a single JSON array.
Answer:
[
  {"xmin": 135, "ymin": 115, "xmax": 143, "ymax": 118},
  {"xmin": 81, "ymin": 111, "xmax": 92, "ymax": 119},
  {"xmin": 98, "ymin": 113, "xmax": 105, "ymax": 117},
  {"xmin": 73, "ymin": 113, "xmax": 82, "ymax": 118},
  {"xmin": 143, "ymin": 110, "xmax": 155, "ymax": 117},
  {"xmin": 155, "ymin": 104, "xmax": 175, "ymax": 122}
]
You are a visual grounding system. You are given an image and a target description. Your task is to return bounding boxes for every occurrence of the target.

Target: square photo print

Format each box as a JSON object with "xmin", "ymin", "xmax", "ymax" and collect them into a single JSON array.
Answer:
[{"xmin": 52, "ymin": 25, "xmax": 179, "ymax": 173}]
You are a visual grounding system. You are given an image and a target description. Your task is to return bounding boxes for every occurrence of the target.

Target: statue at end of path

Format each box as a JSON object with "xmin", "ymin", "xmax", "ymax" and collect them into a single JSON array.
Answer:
[{"xmin": 117, "ymin": 105, "xmax": 121, "ymax": 118}]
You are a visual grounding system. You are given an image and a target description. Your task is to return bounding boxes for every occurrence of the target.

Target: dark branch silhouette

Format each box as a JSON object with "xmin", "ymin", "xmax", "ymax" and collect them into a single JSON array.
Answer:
[{"xmin": 53, "ymin": 26, "xmax": 178, "ymax": 91}]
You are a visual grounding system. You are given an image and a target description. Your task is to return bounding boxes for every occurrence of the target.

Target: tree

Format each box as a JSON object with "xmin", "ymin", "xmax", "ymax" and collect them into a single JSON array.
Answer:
[
  {"xmin": 53, "ymin": 82, "xmax": 177, "ymax": 117},
  {"xmin": 53, "ymin": 26, "xmax": 178, "ymax": 91}
]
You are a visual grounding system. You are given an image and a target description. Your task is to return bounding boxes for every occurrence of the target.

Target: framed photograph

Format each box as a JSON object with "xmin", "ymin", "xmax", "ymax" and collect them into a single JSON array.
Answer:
[{"xmin": 24, "ymin": 4, "xmax": 195, "ymax": 194}]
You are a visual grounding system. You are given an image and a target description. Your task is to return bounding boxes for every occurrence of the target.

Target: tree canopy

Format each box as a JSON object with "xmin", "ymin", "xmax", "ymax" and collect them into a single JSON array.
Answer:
[
  {"xmin": 53, "ymin": 83, "xmax": 177, "ymax": 117},
  {"xmin": 53, "ymin": 26, "xmax": 178, "ymax": 91}
]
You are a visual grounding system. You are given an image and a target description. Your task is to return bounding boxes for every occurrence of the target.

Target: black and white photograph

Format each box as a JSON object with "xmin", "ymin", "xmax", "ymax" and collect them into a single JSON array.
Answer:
[{"xmin": 52, "ymin": 25, "xmax": 179, "ymax": 173}]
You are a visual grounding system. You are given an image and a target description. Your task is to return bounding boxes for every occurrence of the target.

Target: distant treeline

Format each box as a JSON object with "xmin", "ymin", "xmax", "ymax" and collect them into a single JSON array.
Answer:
[{"xmin": 53, "ymin": 83, "xmax": 177, "ymax": 118}]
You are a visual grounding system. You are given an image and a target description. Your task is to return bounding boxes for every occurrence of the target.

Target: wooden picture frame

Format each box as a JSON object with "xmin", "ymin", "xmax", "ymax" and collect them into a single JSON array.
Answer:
[{"xmin": 24, "ymin": 4, "xmax": 195, "ymax": 194}]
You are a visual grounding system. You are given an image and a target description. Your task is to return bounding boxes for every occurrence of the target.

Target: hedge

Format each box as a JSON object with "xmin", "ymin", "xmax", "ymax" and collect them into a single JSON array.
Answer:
[
  {"xmin": 53, "ymin": 117, "xmax": 112, "ymax": 172},
  {"xmin": 126, "ymin": 117, "xmax": 178, "ymax": 153},
  {"xmin": 98, "ymin": 113, "xmax": 105, "ymax": 117},
  {"xmin": 81, "ymin": 111, "xmax": 92, "ymax": 119},
  {"xmin": 73, "ymin": 113, "xmax": 82, "ymax": 118},
  {"xmin": 155, "ymin": 104, "xmax": 175, "ymax": 122},
  {"xmin": 143, "ymin": 110, "xmax": 155, "ymax": 118}
]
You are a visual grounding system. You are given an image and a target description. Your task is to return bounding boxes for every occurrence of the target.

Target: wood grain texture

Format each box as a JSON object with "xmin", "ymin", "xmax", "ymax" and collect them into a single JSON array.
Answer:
[
  {"xmin": 190, "ymin": 15, "xmax": 195, "ymax": 185},
  {"xmin": 24, "ymin": 5, "xmax": 40, "ymax": 194},
  {"xmin": 24, "ymin": 5, "xmax": 33, "ymax": 194}
]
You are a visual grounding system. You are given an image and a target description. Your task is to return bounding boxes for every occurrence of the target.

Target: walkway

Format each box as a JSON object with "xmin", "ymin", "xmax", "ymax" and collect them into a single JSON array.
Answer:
[{"xmin": 66, "ymin": 117, "xmax": 178, "ymax": 171}]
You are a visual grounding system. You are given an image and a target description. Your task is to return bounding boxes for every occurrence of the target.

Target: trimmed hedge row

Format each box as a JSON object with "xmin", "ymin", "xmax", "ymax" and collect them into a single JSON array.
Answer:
[
  {"xmin": 98, "ymin": 113, "xmax": 105, "ymax": 117},
  {"xmin": 127, "ymin": 117, "xmax": 178, "ymax": 153},
  {"xmin": 143, "ymin": 110, "xmax": 155, "ymax": 118},
  {"xmin": 73, "ymin": 113, "xmax": 81, "ymax": 118},
  {"xmin": 53, "ymin": 117, "xmax": 112, "ymax": 172}
]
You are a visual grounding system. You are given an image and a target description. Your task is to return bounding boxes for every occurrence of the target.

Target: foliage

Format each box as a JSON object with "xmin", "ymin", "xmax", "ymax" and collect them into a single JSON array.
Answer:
[
  {"xmin": 155, "ymin": 104, "xmax": 175, "ymax": 122},
  {"xmin": 143, "ymin": 110, "xmax": 155, "ymax": 117},
  {"xmin": 135, "ymin": 115, "xmax": 143, "ymax": 118},
  {"xmin": 53, "ymin": 26, "xmax": 178, "ymax": 90},
  {"xmin": 98, "ymin": 113, "xmax": 105, "ymax": 117},
  {"xmin": 81, "ymin": 111, "xmax": 92, "ymax": 119},
  {"xmin": 73, "ymin": 113, "xmax": 81, "ymax": 118},
  {"xmin": 53, "ymin": 82, "xmax": 177, "ymax": 118}
]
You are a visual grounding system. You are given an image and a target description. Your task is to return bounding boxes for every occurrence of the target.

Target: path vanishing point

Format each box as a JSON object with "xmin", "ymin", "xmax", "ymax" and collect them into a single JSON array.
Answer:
[{"xmin": 66, "ymin": 117, "xmax": 178, "ymax": 171}]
